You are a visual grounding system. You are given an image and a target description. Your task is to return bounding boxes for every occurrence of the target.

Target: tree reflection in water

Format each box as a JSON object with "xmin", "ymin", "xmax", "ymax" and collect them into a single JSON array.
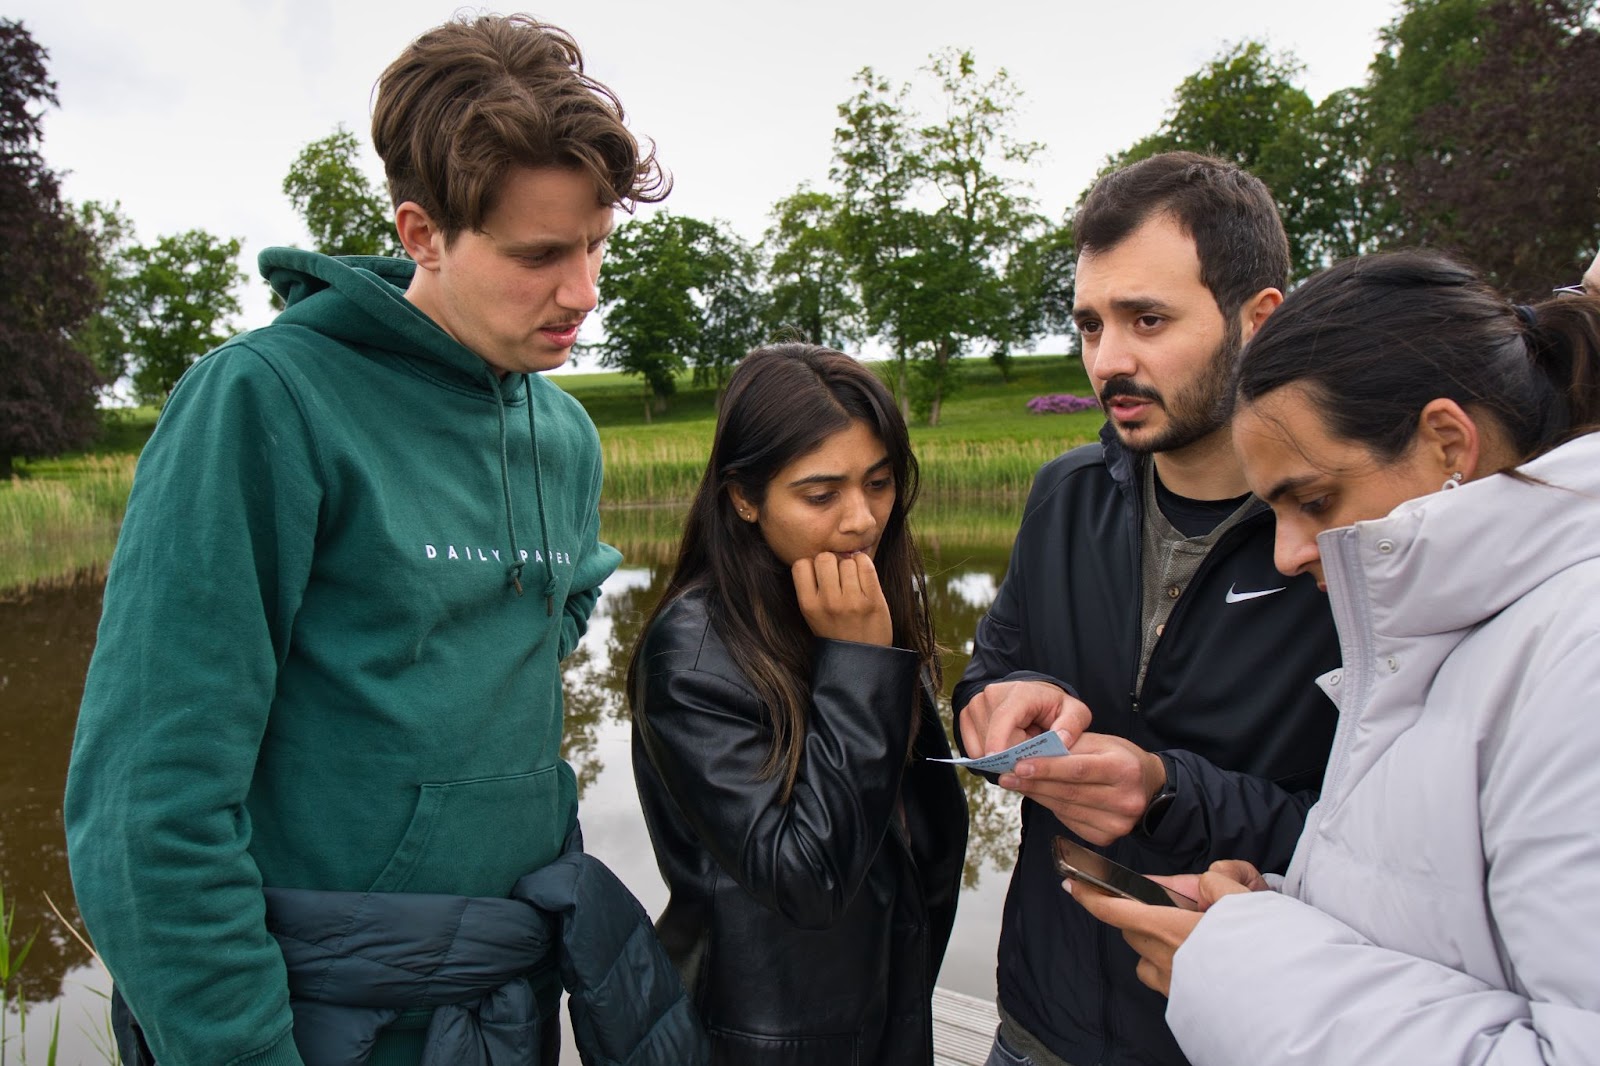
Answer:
[{"xmin": 0, "ymin": 570, "xmax": 108, "ymax": 1005}]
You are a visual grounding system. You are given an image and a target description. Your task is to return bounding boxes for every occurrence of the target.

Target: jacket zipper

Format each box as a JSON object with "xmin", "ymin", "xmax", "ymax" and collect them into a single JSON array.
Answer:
[
  {"xmin": 890, "ymin": 801, "xmax": 932, "ymax": 1061},
  {"xmin": 1129, "ymin": 505, "xmax": 1269, "ymax": 707},
  {"xmin": 1115, "ymin": 472, "xmax": 1269, "ymax": 1061},
  {"xmin": 1292, "ymin": 530, "xmax": 1369, "ymax": 894}
]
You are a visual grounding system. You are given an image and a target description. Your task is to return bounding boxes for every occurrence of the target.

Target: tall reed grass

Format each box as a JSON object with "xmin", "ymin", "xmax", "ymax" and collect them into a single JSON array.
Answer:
[
  {"xmin": 0, "ymin": 880, "xmax": 61, "ymax": 1066},
  {"xmin": 0, "ymin": 434, "xmax": 1078, "ymax": 592},
  {"xmin": 599, "ymin": 433, "xmax": 1069, "ymax": 506},
  {"xmin": 599, "ymin": 493, "xmax": 1028, "ymax": 566},
  {"xmin": 0, "ymin": 458, "xmax": 134, "ymax": 593},
  {"xmin": 599, "ymin": 435, "xmax": 711, "ymax": 504},
  {"xmin": 912, "ymin": 438, "xmax": 1066, "ymax": 497}
]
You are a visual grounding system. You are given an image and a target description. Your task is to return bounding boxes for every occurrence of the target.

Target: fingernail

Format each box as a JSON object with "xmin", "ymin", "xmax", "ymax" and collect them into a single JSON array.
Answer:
[
  {"xmin": 998, "ymin": 774, "xmax": 1019, "ymax": 789},
  {"xmin": 1062, "ymin": 880, "xmax": 1074, "ymax": 896}
]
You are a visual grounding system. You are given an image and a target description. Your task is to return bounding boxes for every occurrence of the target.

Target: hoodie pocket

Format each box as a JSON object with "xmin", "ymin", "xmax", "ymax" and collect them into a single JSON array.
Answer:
[{"xmin": 368, "ymin": 764, "xmax": 575, "ymax": 896}]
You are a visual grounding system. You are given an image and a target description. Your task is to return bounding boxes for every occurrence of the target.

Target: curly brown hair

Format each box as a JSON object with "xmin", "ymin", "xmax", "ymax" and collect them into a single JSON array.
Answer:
[{"xmin": 371, "ymin": 14, "xmax": 669, "ymax": 242}]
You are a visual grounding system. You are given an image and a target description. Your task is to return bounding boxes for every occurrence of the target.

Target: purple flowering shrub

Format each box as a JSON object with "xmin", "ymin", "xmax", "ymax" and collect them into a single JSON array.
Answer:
[{"xmin": 1026, "ymin": 393, "xmax": 1099, "ymax": 414}]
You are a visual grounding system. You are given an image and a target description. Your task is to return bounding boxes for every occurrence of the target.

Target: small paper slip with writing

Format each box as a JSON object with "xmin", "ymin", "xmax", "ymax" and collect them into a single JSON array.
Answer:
[{"xmin": 929, "ymin": 731, "xmax": 1069, "ymax": 774}]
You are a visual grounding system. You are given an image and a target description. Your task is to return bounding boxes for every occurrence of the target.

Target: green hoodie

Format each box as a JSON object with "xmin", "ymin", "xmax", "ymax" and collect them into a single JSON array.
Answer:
[{"xmin": 65, "ymin": 249, "xmax": 622, "ymax": 1066}]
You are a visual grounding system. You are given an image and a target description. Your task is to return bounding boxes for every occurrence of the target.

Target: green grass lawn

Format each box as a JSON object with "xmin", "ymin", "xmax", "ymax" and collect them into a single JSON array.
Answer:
[
  {"xmin": 18, "ymin": 353, "xmax": 1100, "ymax": 469},
  {"xmin": 567, "ymin": 352, "xmax": 1098, "ymax": 440}
]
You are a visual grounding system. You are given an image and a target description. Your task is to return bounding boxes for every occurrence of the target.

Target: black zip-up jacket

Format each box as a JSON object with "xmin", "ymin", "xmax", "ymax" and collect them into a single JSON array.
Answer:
[
  {"xmin": 633, "ymin": 587, "xmax": 969, "ymax": 1066},
  {"xmin": 953, "ymin": 427, "xmax": 1341, "ymax": 1066}
]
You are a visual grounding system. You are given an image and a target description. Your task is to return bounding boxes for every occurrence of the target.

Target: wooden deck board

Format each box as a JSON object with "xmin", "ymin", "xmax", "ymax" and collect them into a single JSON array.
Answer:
[{"xmin": 933, "ymin": 986, "xmax": 998, "ymax": 1066}]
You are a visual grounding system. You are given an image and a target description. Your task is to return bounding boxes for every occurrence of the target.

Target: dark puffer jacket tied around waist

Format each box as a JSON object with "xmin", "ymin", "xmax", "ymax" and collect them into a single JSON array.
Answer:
[{"xmin": 263, "ymin": 849, "xmax": 708, "ymax": 1066}]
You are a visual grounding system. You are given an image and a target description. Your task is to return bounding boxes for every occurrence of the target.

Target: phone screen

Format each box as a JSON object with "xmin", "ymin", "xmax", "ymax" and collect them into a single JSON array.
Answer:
[{"xmin": 1052, "ymin": 836, "xmax": 1200, "ymax": 911}]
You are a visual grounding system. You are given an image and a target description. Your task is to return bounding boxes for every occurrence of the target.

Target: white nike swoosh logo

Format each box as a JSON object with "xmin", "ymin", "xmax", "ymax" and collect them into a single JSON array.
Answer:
[{"xmin": 1225, "ymin": 583, "xmax": 1287, "ymax": 604}]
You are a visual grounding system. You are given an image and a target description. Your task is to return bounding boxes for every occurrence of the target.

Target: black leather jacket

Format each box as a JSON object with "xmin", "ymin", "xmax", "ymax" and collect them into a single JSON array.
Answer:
[
  {"xmin": 954, "ymin": 427, "xmax": 1342, "ymax": 1066},
  {"xmin": 632, "ymin": 587, "xmax": 968, "ymax": 1066}
]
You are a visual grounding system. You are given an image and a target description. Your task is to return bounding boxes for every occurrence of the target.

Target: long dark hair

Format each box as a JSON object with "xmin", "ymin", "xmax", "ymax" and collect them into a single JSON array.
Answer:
[
  {"xmin": 627, "ymin": 343, "xmax": 939, "ymax": 801},
  {"xmin": 1236, "ymin": 250, "xmax": 1600, "ymax": 464}
]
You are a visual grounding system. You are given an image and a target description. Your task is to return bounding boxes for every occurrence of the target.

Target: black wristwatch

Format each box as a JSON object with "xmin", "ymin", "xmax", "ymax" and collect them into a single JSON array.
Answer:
[{"xmin": 1137, "ymin": 753, "xmax": 1178, "ymax": 837}]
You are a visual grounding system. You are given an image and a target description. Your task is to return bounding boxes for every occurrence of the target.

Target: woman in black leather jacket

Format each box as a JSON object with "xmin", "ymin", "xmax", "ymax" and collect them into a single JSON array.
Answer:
[{"xmin": 628, "ymin": 343, "xmax": 968, "ymax": 1066}]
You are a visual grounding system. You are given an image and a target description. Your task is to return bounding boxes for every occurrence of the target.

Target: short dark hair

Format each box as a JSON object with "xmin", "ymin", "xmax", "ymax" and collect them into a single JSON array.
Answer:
[
  {"xmin": 1076, "ymin": 151, "xmax": 1290, "ymax": 321},
  {"xmin": 1237, "ymin": 250, "xmax": 1600, "ymax": 464},
  {"xmin": 628, "ymin": 344, "xmax": 938, "ymax": 801},
  {"xmin": 371, "ymin": 14, "xmax": 668, "ymax": 241}
]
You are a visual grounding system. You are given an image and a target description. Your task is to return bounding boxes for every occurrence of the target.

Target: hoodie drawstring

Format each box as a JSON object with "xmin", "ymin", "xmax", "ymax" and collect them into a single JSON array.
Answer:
[
  {"xmin": 487, "ymin": 370, "xmax": 559, "ymax": 615},
  {"xmin": 524, "ymin": 377, "xmax": 559, "ymax": 618},
  {"xmin": 489, "ymin": 373, "xmax": 526, "ymax": 597}
]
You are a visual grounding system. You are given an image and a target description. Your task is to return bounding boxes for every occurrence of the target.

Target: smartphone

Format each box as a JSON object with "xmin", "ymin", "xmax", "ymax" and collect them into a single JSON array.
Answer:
[{"xmin": 1052, "ymin": 836, "xmax": 1200, "ymax": 911}]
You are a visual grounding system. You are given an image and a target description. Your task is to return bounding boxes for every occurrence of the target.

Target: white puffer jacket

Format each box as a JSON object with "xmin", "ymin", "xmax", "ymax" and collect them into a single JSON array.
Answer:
[{"xmin": 1167, "ymin": 432, "xmax": 1600, "ymax": 1065}]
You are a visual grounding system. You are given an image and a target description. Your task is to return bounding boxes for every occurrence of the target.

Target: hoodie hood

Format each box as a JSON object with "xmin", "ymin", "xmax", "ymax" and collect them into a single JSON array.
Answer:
[
  {"xmin": 259, "ymin": 247, "xmax": 559, "ymax": 606},
  {"xmin": 1319, "ymin": 432, "xmax": 1600, "ymax": 640},
  {"xmin": 261, "ymin": 247, "xmax": 508, "ymax": 396}
]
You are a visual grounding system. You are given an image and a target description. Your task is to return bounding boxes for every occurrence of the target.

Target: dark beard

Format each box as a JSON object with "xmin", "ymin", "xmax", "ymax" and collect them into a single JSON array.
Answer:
[{"xmin": 1102, "ymin": 318, "xmax": 1242, "ymax": 456}]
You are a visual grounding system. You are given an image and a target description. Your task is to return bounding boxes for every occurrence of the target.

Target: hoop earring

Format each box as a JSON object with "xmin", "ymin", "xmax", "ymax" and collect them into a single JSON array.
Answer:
[{"xmin": 1441, "ymin": 472, "xmax": 1464, "ymax": 491}]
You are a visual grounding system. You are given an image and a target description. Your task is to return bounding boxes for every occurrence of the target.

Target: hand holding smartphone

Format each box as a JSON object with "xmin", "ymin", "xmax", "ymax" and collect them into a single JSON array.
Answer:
[{"xmin": 1053, "ymin": 836, "xmax": 1200, "ymax": 911}]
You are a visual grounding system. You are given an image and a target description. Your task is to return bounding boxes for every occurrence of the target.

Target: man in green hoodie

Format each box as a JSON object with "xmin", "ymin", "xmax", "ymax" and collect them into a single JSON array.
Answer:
[{"xmin": 65, "ymin": 15, "xmax": 671, "ymax": 1066}]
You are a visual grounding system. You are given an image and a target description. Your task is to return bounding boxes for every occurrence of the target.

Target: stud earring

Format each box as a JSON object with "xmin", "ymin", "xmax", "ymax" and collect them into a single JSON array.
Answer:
[{"xmin": 1441, "ymin": 472, "xmax": 1464, "ymax": 491}]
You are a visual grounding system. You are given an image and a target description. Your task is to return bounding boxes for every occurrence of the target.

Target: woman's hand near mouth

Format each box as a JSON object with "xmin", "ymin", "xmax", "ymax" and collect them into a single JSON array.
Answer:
[{"xmin": 793, "ymin": 550, "xmax": 893, "ymax": 647}]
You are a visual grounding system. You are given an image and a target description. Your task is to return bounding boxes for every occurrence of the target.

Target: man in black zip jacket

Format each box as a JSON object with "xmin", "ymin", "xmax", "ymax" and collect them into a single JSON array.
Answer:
[{"xmin": 955, "ymin": 152, "xmax": 1341, "ymax": 1066}]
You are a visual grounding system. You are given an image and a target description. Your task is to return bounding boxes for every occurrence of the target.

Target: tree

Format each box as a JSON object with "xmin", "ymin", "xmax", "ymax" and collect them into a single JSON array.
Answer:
[
  {"xmin": 596, "ymin": 211, "xmax": 765, "ymax": 417},
  {"xmin": 1111, "ymin": 41, "xmax": 1313, "ymax": 174},
  {"xmin": 831, "ymin": 51, "xmax": 1045, "ymax": 425},
  {"xmin": 283, "ymin": 124, "xmax": 400, "ymax": 257},
  {"xmin": 69, "ymin": 205, "xmax": 252, "ymax": 406},
  {"xmin": 121, "ymin": 230, "xmax": 247, "ymax": 404},
  {"xmin": 71, "ymin": 199, "xmax": 137, "ymax": 387},
  {"xmin": 1284, "ymin": 88, "xmax": 1387, "ymax": 265},
  {"xmin": 761, "ymin": 186, "xmax": 862, "ymax": 349},
  {"xmin": 1360, "ymin": 0, "xmax": 1496, "ymax": 242},
  {"xmin": 697, "ymin": 231, "xmax": 768, "ymax": 388},
  {"xmin": 1365, "ymin": 0, "xmax": 1493, "ymax": 165},
  {"xmin": 0, "ymin": 19, "xmax": 100, "ymax": 479},
  {"xmin": 1390, "ymin": 0, "xmax": 1600, "ymax": 297},
  {"xmin": 998, "ymin": 218, "xmax": 1077, "ymax": 370},
  {"xmin": 831, "ymin": 68, "xmax": 923, "ymax": 417},
  {"xmin": 912, "ymin": 50, "xmax": 1045, "ymax": 422},
  {"xmin": 1103, "ymin": 41, "xmax": 1350, "ymax": 277}
]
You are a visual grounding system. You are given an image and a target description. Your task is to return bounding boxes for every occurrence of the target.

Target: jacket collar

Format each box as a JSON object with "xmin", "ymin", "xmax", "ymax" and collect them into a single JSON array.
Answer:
[
  {"xmin": 1320, "ymin": 432, "xmax": 1600, "ymax": 642},
  {"xmin": 1098, "ymin": 421, "xmax": 1268, "ymax": 524},
  {"xmin": 1099, "ymin": 421, "xmax": 1138, "ymax": 488}
]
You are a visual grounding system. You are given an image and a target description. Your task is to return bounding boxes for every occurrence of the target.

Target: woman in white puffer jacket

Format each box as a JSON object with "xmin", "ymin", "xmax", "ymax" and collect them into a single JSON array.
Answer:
[{"xmin": 1073, "ymin": 250, "xmax": 1600, "ymax": 1065}]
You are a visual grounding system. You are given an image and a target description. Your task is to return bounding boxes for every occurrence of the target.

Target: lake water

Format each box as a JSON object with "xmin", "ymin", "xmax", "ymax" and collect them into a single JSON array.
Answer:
[{"xmin": 0, "ymin": 502, "xmax": 1025, "ymax": 1063}]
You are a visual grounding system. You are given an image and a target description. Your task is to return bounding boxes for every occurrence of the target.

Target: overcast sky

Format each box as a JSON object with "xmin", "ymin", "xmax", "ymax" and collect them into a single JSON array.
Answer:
[{"xmin": 14, "ymin": 0, "xmax": 1404, "ymax": 335}]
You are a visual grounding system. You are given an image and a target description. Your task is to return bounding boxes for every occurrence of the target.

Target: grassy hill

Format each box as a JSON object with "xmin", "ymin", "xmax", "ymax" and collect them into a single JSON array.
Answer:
[{"xmin": 573, "ymin": 354, "xmax": 1102, "ymax": 499}]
